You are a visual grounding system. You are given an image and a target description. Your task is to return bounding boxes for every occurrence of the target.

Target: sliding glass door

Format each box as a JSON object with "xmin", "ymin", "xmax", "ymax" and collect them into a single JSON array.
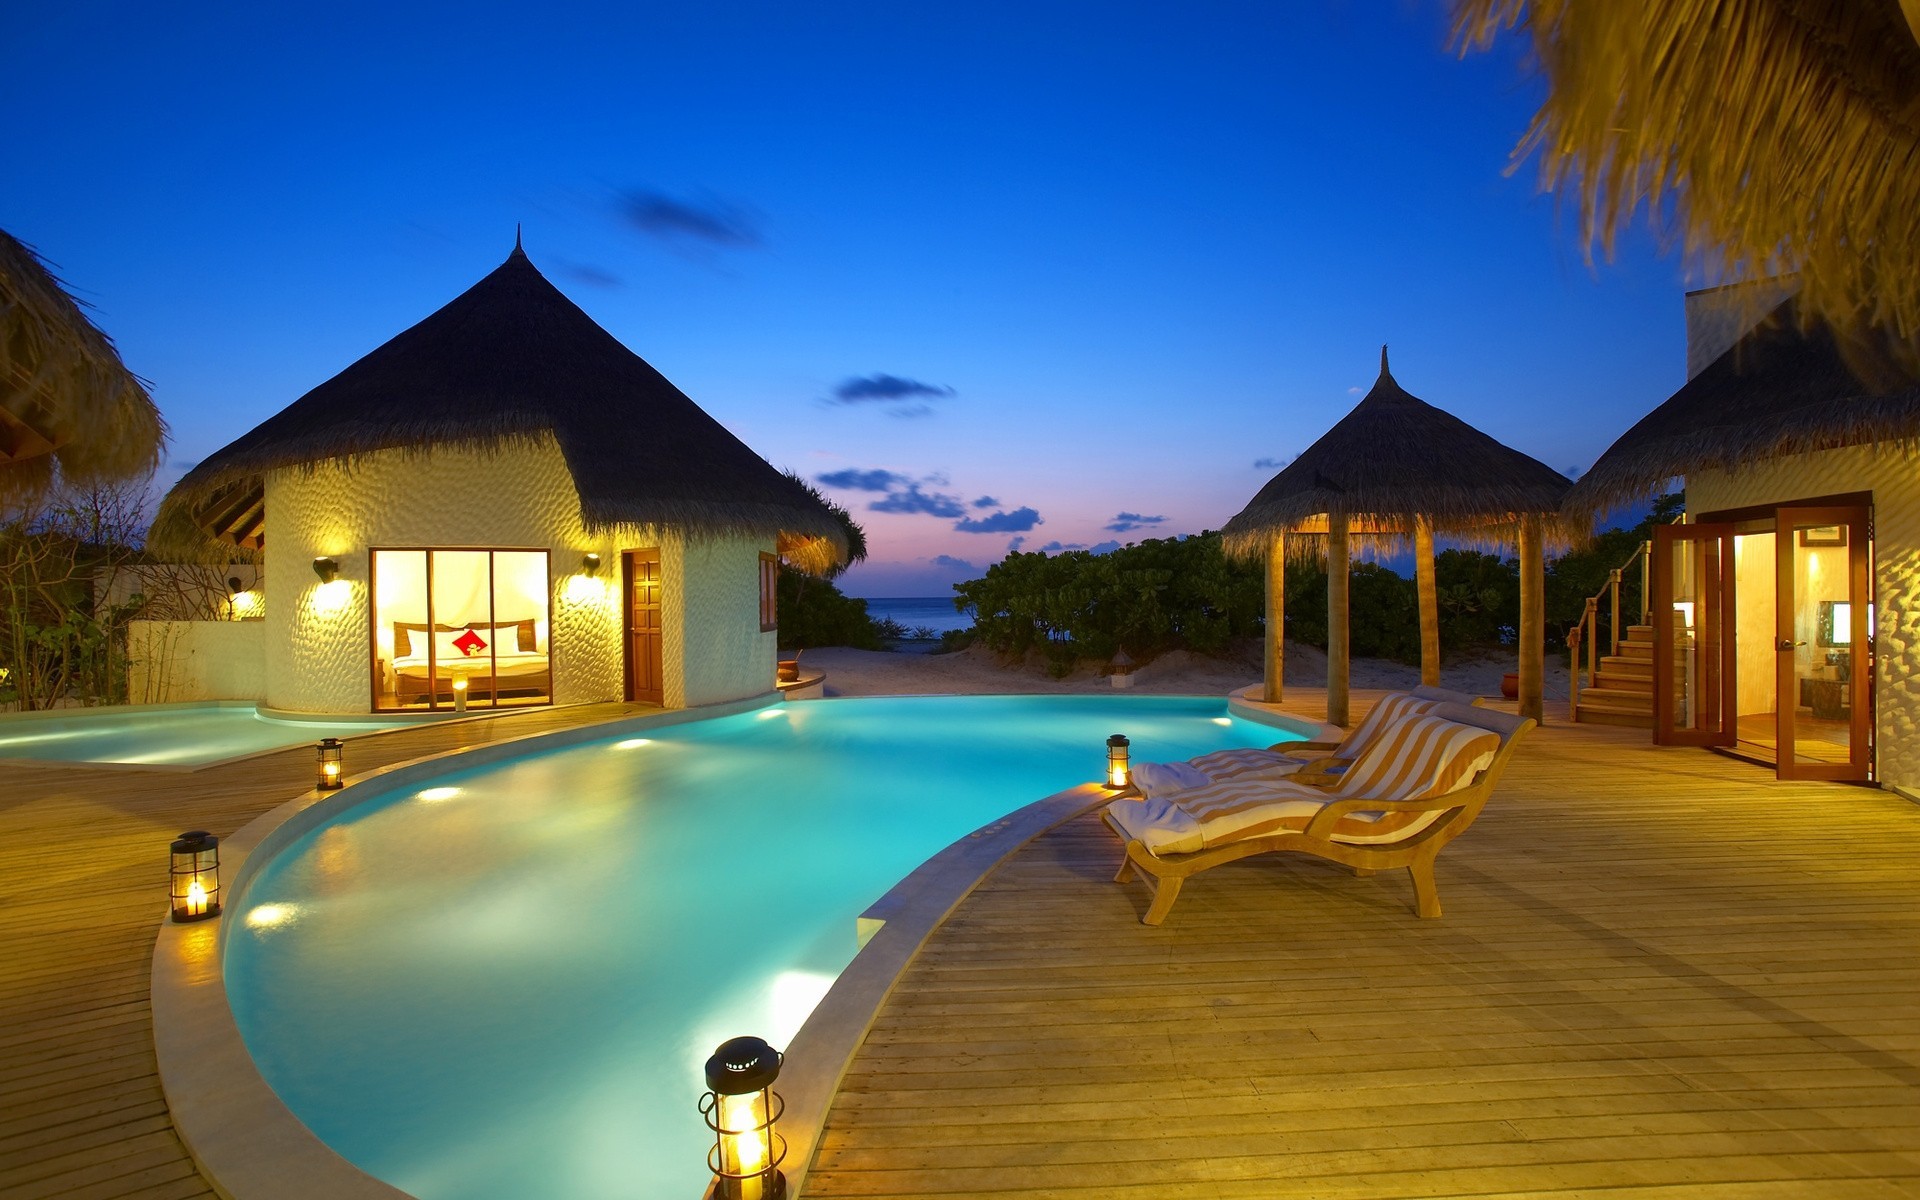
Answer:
[
  {"xmin": 370, "ymin": 548, "xmax": 552, "ymax": 711},
  {"xmin": 1774, "ymin": 507, "xmax": 1872, "ymax": 781}
]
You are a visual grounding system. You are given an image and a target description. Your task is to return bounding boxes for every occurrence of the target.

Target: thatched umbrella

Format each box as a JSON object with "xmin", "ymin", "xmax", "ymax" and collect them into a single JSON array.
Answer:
[
  {"xmin": 1223, "ymin": 348, "xmax": 1573, "ymax": 725},
  {"xmin": 151, "ymin": 242, "xmax": 847, "ymax": 572},
  {"xmin": 1567, "ymin": 295, "xmax": 1920, "ymax": 517},
  {"xmin": 0, "ymin": 230, "xmax": 165, "ymax": 505},
  {"xmin": 1454, "ymin": 0, "xmax": 1920, "ymax": 379}
]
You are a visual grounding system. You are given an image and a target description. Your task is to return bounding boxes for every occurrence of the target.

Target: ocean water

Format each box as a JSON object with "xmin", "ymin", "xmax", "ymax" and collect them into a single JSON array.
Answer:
[
  {"xmin": 224, "ymin": 695, "xmax": 1316, "ymax": 1200},
  {"xmin": 861, "ymin": 595, "xmax": 970, "ymax": 635}
]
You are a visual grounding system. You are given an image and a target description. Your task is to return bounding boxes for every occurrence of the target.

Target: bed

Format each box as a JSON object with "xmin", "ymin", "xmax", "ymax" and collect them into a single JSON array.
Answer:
[{"xmin": 383, "ymin": 620, "xmax": 551, "ymax": 705}]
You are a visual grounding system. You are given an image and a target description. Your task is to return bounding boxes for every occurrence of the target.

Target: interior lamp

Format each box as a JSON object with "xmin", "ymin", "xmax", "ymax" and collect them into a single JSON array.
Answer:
[
  {"xmin": 169, "ymin": 831, "xmax": 222, "ymax": 923},
  {"xmin": 312, "ymin": 556, "xmax": 341, "ymax": 583},
  {"xmin": 316, "ymin": 737, "xmax": 345, "ymax": 790},
  {"xmin": 701, "ymin": 1036, "xmax": 788, "ymax": 1200},
  {"xmin": 1106, "ymin": 733, "xmax": 1132, "ymax": 789},
  {"xmin": 582, "ymin": 552, "xmax": 603, "ymax": 575}
]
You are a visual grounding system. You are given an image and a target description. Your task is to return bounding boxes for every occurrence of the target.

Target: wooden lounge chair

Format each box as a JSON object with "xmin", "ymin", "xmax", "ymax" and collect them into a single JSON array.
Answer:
[{"xmin": 1106, "ymin": 702, "xmax": 1533, "ymax": 925}]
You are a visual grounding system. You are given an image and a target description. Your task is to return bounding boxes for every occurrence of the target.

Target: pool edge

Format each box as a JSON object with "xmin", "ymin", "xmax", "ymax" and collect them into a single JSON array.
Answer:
[{"xmin": 150, "ymin": 692, "xmax": 779, "ymax": 1200}]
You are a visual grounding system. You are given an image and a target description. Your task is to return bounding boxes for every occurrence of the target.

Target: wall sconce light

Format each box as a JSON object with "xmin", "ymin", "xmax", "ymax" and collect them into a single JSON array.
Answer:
[
  {"xmin": 169, "ymin": 831, "xmax": 222, "ymax": 923},
  {"xmin": 227, "ymin": 576, "xmax": 245, "ymax": 596},
  {"xmin": 1106, "ymin": 733, "xmax": 1132, "ymax": 789},
  {"xmin": 316, "ymin": 738, "xmax": 345, "ymax": 790},
  {"xmin": 582, "ymin": 552, "xmax": 602, "ymax": 575},
  {"xmin": 312, "ymin": 557, "xmax": 341, "ymax": 583},
  {"xmin": 701, "ymin": 1035, "xmax": 788, "ymax": 1200}
]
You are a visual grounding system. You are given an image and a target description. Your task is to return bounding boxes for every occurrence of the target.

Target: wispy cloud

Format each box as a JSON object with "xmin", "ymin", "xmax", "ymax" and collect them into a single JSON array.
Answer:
[
  {"xmin": 830, "ymin": 374, "xmax": 955, "ymax": 404},
  {"xmin": 955, "ymin": 506, "xmax": 1042, "ymax": 534},
  {"xmin": 972, "ymin": 495, "xmax": 1000, "ymax": 509},
  {"xmin": 1089, "ymin": 540, "xmax": 1121, "ymax": 555},
  {"xmin": 1006, "ymin": 536, "xmax": 1027, "ymax": 553},
  {"xmin": 617, "ymin": 189, "xmax": 764, "ymax": 248},
  {"xmin": 931, "ymin": 554, "xmax": 979, "ymax": 573},
  {"xmin": 1104, "ymin": 511, "xmax": 1167, "ymax": 534},
  {"xmin": 1252, "ymin": 456, "xmax": 1288, "ymax": 471},
  {"xmin": 816, "ymin": 468, "xmax": 909, "ymax": 493},
  {"xmin": 1039, "ymin": 539, "xmax": 1121, "ymax": 555},
  {"xmin": 872, "ymin": 483, "xmax": 967, "ymax": 519},
  {"xmin": 556, "ymin": 259, "xmax": 622, "ymax": 288}
]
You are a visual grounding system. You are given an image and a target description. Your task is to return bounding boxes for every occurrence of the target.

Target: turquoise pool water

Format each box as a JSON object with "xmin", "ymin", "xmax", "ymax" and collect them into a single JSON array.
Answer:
[
  {"xmin": 0, "ymin": 704, "xmax": 417, "ymax": 766},
  {"xmin": 224, "ymin": 695, "xmax": 1311, "ymax": 1200}
]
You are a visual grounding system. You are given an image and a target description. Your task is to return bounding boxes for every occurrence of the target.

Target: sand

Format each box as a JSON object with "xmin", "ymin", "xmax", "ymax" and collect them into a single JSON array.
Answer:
[{"xmin": 799, "ymin": 639, "xmax": 1570, "ymax": 700}]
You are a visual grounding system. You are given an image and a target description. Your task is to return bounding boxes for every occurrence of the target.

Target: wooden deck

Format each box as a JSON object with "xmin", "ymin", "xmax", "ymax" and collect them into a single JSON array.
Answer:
[
  {"xmin": 0, "ymin": 702, "xmax": 655, "ymax": 1200},
  {"xmin": 6, "ymin": 694, "xmax": 1920, "ymax": 1199},
  {"xmin": 807, "ymin": 700, "xmax": 1920, "ymax": 1198}
]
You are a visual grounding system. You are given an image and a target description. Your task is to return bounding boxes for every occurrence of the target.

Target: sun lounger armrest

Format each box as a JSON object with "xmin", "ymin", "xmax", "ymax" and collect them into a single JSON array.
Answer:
[
  {"xmin": 1270, "ymin": 739, "xmax": 1341, "ymax": 752},
  {"xmin": 1301, "ymin": 789, "xmax": 1478, "ymax": 840}
]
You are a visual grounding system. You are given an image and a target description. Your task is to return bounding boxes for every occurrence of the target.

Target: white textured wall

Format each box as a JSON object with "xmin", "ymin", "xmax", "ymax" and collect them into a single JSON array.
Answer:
[
  {"xmin": 264, "ymin": 436, "xmax": 772, "ymax": 713},
  {"xmin": 1689, "ymin": 442, "xmax": 1920, "ymax": 789},
  {"xmin": 128, "ymin": 620, "xmax": 267, "ymax": 703},
  {"xmin": 678, "ymin": 537, "xmax": 778, "ymax": 707}
]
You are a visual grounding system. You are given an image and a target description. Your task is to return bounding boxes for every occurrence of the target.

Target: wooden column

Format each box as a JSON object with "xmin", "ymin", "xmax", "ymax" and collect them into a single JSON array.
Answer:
[
  {"xmin": 1262, "ymin": 532, "xmax": 1286, "ymax": 703},
  {"xmin": 1518, "ymin": 512, "xmax": 1545, "ymax": 725},
  {"xmin": 1327, "ymin": 512, "xmax": 1350, "ymax": 727},
  {"xmin": 1415, "ymin": 515, "xmax": 1440, "ymax": 687}
]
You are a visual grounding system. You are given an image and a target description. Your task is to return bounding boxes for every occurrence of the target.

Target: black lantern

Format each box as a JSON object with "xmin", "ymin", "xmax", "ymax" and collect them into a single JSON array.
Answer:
[
  {"xmin": 312, "ymin": 556, "xmax": 340, "ymax": 583},
  {"xmin": 700, "ymin": 1035, "xmax": 788, "ymax": 1200},
  {"xmin": 169, "ymin": 831, "xmax": 221, "ymax": 922},
  {"xmin": 1106, "ymin": 733, "xmax": 1132, "ymax": 789},
  {"xmin": 316, "ymin": 737, "xmax": 345, "ymax": 790}
]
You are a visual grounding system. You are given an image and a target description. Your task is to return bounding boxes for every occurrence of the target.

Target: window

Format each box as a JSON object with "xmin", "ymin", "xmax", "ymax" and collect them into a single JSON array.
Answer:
[
  {"xmin": 759, "ymin": 552, "xmax": 778, "ymax": 632},
  {"xmin": 370, "ymin": 548, "xmax": 552, "ymax": 711}
]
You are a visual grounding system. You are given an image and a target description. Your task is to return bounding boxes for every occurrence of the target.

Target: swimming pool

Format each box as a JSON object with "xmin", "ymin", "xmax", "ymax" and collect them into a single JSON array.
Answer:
[
  {"xmin": 222, "ymin": 695, "xmax": 1312, "ymax": 1199},
  {"xmin": 0, "ymin": 702, "xmax": 421, "ymax": 766}
]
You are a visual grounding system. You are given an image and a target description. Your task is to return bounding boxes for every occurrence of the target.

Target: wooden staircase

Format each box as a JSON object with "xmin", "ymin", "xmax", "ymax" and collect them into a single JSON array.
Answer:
[{"xmin": 1575, "ymin": 623, "xmax": 1654, "ymax": 727}]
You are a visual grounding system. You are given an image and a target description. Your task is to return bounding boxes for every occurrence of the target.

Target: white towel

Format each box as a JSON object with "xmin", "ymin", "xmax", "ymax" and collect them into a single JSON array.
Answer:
[{"xmin": 1131, "ymin": 760, "xmax": 1212, "ymax": 798}]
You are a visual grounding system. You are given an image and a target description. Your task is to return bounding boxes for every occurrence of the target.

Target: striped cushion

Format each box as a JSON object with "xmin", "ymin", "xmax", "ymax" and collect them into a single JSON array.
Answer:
[
  {"xmin": 1187, "ymin": 746, "xmax": 1306, "ymax": 780},
  {"xmin": 1178, "ymin": 692, "xmax": 1440, "ymax": 787},
  {"xmin": 1161, "ymin": 713, "xmax": 1501, "ymax": 852}
]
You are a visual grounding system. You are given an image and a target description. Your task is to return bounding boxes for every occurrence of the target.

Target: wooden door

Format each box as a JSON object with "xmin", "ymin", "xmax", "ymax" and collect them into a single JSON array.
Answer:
[
  {"xmin": 624, "ymin": 549, "xmax": 664, "ymax": 705},
  {"xmin": 1774, "ymin": 506, "xmax": 1872, "ymax": 781},
  {"xmin": 1651, "ymin": 522, "xmax": 1736, "ymax": 746}
]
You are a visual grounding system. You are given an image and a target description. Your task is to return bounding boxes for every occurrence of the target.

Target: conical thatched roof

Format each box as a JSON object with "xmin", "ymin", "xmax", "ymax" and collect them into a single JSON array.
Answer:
[
  {"xmin": 1, "ymin": 230, "xmax": 165, "ymax": 505},
  {"xmin": 1566, "ymin": 295, "xmax": 1920, "ymax": 519},
  {"xmin": 154, "ymin": 244, "xmax": 845, "ymax": 572},
  {"xmin": 1454, "ymin": 0, "xmax": 1920, "ymax": 378},
  {"xmin": 1222, "ymin": 349, "xmax": 1573, "ymax": 559}
]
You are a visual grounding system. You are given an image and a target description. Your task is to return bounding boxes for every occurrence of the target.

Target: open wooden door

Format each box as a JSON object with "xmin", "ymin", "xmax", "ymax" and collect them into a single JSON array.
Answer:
[
  {"xmin": 1651, "ymin": 522, "xmax": 1736, "ymax": 746},
  {"xmin": 624, "ymin": 549, "xmax": 664, "ymax": 705},
  {"xmin": 1774, "ymin": 506, "xmax": 1872, "ymax": 781}
]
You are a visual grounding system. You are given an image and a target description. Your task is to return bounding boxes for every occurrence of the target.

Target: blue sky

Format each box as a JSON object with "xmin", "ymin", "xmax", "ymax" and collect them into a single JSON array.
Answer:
[{"xmin": 6, "ymin": 2, "xmax": 1683, "ymax": 595}]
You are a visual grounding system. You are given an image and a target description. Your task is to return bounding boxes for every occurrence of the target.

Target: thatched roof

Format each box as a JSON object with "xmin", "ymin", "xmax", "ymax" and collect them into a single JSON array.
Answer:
[
  {"xmin": 1221, "ymin": 348, "xmax": 1574, "ymax": 559},
  {"xmin": 153, "ymin": 243, "xmax": 846, "ymax": 573},
  {"xmin": 1566, "ymin": 295, "xmax": 1920, "ymax": 518},
  {"xmin": 0, "ymin": 230, "xmax": 165, "ymax": 505},
  {"xmin": 1453, "ymin": 0, "xmax": 1920, "ymax": 379}
]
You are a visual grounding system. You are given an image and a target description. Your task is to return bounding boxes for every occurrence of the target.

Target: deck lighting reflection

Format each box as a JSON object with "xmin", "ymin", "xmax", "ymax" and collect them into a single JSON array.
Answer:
[
  {"xmin": 1106, "ymin": 733, "xmax": 1131, "ymax": 789},
  {"xmin": 418, "ymin": 787, "xmax": 461, "ymax": 802},
  {"xmin": 169, "ymin": 831, "xmax": 221, "ymax": 923},
  {"xmin": 701, "ymin": 1035, "xmax": 788, "ymax": 1200},
  {"xmin": 246, "ymin": 903, "xmax": 293, "ymax": 928},
  {"xmin": 614, "ymin": 738, "xmax": 652, "ymax": 749},
  {"xmin": 316, "ymin": 738, "xmax": 345, "ymax": 790},
  {"xmin": 1212, "ymin": 717, "xmax": 1232, "ymax": 726}
]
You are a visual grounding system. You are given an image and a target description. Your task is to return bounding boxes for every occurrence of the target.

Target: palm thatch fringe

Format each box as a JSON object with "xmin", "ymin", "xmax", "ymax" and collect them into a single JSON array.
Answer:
[
  {"xmin": 1222, "ymin": 349, "xmax": 1575, "ymax": 561},
  {"xmin": 1454, "ymin": 0, "xmax": 1920, "ymax": 379},
  {"xmin": 1565, "ymin": 297, "xmax": 1920, "ymax": 518},
  {"xmin": 151, "ymin": 247, "xmax": 846, "ymax": 571},
  {"xmin": 0, "ymin": 230, "xmax": 165, "ymax": 505}
]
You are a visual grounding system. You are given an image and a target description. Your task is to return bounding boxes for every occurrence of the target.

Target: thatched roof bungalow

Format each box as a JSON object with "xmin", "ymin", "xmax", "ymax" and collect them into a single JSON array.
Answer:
[
  {"xmin": 1568, "ymin": 286, "xmax": 1918, "ymax": 789},
  {"xmin": 1224, "ymin": 350, "xmax": 1572, "ymax": 724},
  {"xmin": 148, "ymin": 242, "xmax": 845, "ymax": 714},
  {"xmin": 0, "ymin": 230, "xmax": 165, "ymax": 505}
]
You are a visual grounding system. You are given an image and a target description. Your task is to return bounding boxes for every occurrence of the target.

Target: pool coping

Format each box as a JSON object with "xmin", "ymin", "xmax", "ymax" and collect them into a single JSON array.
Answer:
[
  {"xmin": 0, "ymin": 699, "xmax": 527, "ymax": 774},
  {"xmin": 150, "ymin": 691, "xmax": 1321, "ymax": 1199}
]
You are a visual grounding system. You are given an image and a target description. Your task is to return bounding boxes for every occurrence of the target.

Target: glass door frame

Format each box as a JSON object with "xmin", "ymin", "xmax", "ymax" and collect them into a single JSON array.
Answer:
[
  {"xmin": 1651, "ymin": 522, "xmax": 1737, "ymax": 746},
  {"xmin": 1774, "ymin": 505, "xmax": 1873, "ymax": 781}
]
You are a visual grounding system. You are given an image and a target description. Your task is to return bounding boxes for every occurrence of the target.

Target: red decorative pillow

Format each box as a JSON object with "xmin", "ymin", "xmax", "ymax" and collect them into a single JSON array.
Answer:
[{"xmin": 452, "ymin": 628, "xmax": 488, "ymax": 657}]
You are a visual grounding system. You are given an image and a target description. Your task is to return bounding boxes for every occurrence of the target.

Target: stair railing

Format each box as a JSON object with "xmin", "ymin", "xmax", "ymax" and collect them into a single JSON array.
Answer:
[{"xmin": 1568, "ymin": 539, "xmax": 1654, "ymax": 721}]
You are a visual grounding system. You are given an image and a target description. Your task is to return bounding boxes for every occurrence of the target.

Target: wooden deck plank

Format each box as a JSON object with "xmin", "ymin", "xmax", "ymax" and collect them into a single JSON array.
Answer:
[{"xmin": 804, "ymin": 699, "xmax": 1920, "ymax": 1198}]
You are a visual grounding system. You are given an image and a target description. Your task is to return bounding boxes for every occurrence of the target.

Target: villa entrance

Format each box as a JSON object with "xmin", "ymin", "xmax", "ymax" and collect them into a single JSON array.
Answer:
[
  {"xmin": 623, "ymin": 548, "xmax": 664, "ymax": 705},
  {"xmin": 1652, "ymin": 501, "xmax": 1873, "ymax": 781}
]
